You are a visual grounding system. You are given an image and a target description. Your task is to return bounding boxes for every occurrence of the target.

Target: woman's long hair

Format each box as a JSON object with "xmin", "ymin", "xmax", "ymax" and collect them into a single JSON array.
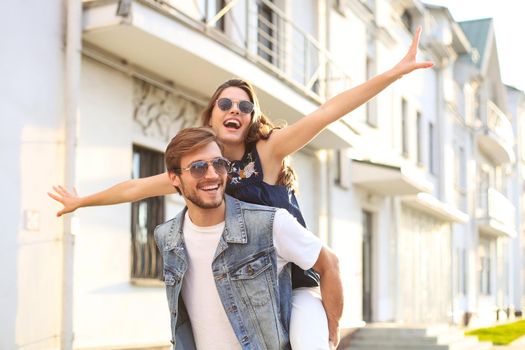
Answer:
[{"xmin": 201, "ymin": 79, "xmax": 298, "ymax": 191}]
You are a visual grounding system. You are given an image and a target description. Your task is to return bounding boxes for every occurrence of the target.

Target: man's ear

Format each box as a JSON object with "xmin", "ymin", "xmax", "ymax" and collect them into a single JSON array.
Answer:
[
  {"xmin": 168, "ymin": 171, "xmax": 180, "ymax": 187},
  {"xmin": 168, "ymin": 171, "xmax": 183, "ymax": 195}
]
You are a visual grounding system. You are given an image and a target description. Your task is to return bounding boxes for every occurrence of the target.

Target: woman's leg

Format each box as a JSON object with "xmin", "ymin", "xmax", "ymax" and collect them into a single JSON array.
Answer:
[{"xmin": 290, "ymin": 287, "xmax": 329, "ymax": 349}]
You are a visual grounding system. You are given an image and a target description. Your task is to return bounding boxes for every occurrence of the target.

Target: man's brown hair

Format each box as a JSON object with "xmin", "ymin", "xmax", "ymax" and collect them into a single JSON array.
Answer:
[{"xmin": 165, "ymin": 127, "xmax": 224, "ymax": 194}]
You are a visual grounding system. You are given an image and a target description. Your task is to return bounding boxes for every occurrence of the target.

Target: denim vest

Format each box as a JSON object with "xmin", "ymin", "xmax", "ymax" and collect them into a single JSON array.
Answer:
[{"xmin": 154, "ymin": 195, "xmax": 293, "ymax": 350}]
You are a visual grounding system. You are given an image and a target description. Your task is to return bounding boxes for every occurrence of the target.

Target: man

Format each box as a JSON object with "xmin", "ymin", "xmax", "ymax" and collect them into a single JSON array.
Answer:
[{"xmin": 154, "ymin": 127, "xmax": 342, "ymax": 349}]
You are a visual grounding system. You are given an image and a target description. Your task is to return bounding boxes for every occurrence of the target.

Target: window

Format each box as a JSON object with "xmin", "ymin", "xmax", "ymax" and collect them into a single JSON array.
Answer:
[
  {"xmin": 456, "ymin": 247, "xmax": 467, "ymax": 296},
  {"xmin": 362, "ymin": 210, "xmax": 374, "ymax": 322},
  {"xmin": 478, "ymin": 167, "xmax": 490, "ymax": 211},
  {"xmin": 131, "ymin": 145, "xmax": 165, "ymax": 280},
  {"xmin": 402, "ymin": 99, "xmax": 409, "ymax": 157},
  {"xmin": 455, "ymin": 144, "xmax": 467, "ymax": 210},
  {"xmin": 479, "ymin": 239, "xmax": 492, "ymax": 295},
  {"xmin": 498, "ymin": 166, "xmax": 510, "ymax": 196},
  {"xmin": 201, "ymin": 0, "xmax": 226, "ymax": 31},
  {"xmin": 401, "ymin": 9, "xmax": 413, "ymax": 33},
  {"xmin": 336, "ymin": 149, "xmax": 350, "ymax": 189},
  {"xmin": 474, "ymin": 91, "xmax": 481, "ymax": 122},
  {"xmin": 458, "ymin": 146, "xmax": 467, "ymax": 190},
  {"xmin": 416, "ymin": 111, "xmax": 423, "ymax": 164},
  {"xmin": 365, "ymin": 55, "xmax": 378, "ymax": 127},
  {"xmin": 257, "ymin": 0, "xmax": 276, "ymax": 64},
  {"xmin": 429, "ymin": 121, "xmax": 436, "ymax": 175},
  {"xmin": 361, "ymin": 0, "xmax": 375, "ymax": 10}
]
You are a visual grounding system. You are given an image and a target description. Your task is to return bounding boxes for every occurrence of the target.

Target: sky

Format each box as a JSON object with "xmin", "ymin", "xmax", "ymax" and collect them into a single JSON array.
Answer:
[{"xmin": 422, "ymin": 0, "xmax": 525, "ymax": 92}]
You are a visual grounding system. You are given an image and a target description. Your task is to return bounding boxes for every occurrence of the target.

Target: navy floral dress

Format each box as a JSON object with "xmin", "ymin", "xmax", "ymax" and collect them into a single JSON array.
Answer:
[{"xmin": 226, "ymin": 143, "xmax": 320, "ymax": 288}]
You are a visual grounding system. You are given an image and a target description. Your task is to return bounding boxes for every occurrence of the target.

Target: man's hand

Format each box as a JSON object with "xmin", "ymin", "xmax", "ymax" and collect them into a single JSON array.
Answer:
[
  {"xmin": 328, "ymin": 320, "xmax": 340, "ymax": 349},
  {"xmin": 312, "ymin": 247, "xmax": 343, "ymax": 349}
]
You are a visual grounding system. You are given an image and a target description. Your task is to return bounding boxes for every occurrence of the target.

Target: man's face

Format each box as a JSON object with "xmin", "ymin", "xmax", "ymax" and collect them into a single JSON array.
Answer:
[{"xmin": 171, "ymin": 142, "xmax": 227, "ymax": 209}]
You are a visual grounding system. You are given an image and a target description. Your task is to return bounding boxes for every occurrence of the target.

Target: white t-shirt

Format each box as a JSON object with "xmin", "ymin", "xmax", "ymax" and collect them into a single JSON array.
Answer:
[{"xmin": 181, "ymin": 209, "xmax": 322, "ymax": 350}]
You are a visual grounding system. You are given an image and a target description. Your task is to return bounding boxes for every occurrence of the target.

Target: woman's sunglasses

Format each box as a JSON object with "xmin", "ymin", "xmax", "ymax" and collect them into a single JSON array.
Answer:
[
  {"xmin": 174, "ymin": 157, "xmax": 231, "ymax": 179},
  {"xmin": 216, "ymin": 97, "xmax": 254, "ymax": 114}
]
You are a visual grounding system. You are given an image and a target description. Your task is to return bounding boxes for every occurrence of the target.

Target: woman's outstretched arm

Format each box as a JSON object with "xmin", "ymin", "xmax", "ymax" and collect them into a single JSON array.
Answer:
[
  {"xmin": 48, "ymin": 172, "xmax": 175, "ymax": 217},
  {"xmin": 266, "ymin": 26, "xmax": 433, "ymax": 160}
]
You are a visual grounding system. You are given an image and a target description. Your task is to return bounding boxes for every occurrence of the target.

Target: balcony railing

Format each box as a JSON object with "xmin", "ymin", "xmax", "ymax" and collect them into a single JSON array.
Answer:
[
  {"xmin": 477, "ymin": 186, "xmax": 515, "ymax": 233},
  {"xmin": 476, "ymin": 100, "xmax": 515, "ymax": 164},
  {"xmin": 487, "ymin": 100, "xmax": 513, "ymax": 142},
  {"xmin": 150, "ymin": 0, "xmax": 352, "ymax": 102},
  {"xmin": 444, "ymin": 78, "xmax": 461, "ymax": 109}
]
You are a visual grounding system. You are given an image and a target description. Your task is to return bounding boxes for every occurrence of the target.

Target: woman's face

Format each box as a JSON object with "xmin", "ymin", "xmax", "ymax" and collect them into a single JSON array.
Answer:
[{"xmin": 208, "ymin": 87, "xmax": 253, "ymax": 147}]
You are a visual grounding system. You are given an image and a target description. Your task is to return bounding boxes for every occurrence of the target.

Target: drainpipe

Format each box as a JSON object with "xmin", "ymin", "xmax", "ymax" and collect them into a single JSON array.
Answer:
[
  {"xmin": 435, "ymin": 62, "xmax": 455, "ymax": 324},
  {"xmin": 62, "ymin": 0, "xmax": 81, "ymax": 348},
  {"xmin": 435, "ymin": 63, "xmax": 445, "ymax": 200},
  {"xmin": 391, "ymin": 197, "xmax": 400, "ymax": 322}
]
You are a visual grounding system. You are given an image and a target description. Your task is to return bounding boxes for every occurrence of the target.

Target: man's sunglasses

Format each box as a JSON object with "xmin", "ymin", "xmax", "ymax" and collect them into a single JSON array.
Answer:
[
  {"xmin": 174, "ymin": 157, "xmax": 231, "ymax": 179},
  {"xmin": 216, "ymin": 97, "xmax": 254, "ymax": 114}
]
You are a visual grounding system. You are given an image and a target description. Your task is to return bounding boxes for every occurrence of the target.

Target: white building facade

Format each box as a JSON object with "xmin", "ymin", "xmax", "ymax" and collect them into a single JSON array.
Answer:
[{"xmin": 1, "ymin": 0, "xmax": 524, "ymax": 349}]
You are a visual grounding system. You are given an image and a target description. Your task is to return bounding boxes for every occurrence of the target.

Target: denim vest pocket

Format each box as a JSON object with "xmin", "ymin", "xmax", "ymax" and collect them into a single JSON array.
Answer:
[
  {"xmin": 230, "ymin": 253, "xmax": 271, "ymax": 280},
  {"xmin": 230, "ymin": 252, "xmax": 273, "ymax": 307}
]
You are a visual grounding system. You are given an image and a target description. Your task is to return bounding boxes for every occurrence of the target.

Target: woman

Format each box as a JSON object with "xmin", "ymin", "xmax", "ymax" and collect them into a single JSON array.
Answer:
[{"xmin": 49, "ymin": 27, "xmax": 433, "ymax": 349}]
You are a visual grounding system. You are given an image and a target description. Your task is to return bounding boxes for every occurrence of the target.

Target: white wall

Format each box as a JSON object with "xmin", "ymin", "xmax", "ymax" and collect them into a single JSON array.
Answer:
[
  {"xmin": 0, "ymin": 0, "xmax": 65, "ymax": 349},
  {"xmin": 328, "ymin": 151, "xmax": 363, "ymax": 327},
  {"xmin": 328, "ymin": 6, "xmax": 367, "ymax": 103},
  {"xmin": 73, "ymin": 59, "xmax": 172, "ymax": 348},
  {"xmin": 291, "ymin": 149, "xmax": 320, "ymax": 233}
]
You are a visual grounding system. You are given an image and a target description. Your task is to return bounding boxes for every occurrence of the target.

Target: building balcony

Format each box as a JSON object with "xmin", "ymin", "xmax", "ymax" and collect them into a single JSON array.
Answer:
[
  {"xmin": 82, "ymin": 0, "xmax": 354, "ymax": 149},
  {"xmin": 402, "ymin": 193, "xmax": 469, "ymax": 223},
  {"xmin": 476, "ymin": 187, "xmax": 516, "ymax": 238},
  {"xmin": 476, "ymin": 101, "xmax": 515, "ymax": 165},
  {"xmin": 351, "ymin": 158, "xmax": 433, "ymax": 196}
]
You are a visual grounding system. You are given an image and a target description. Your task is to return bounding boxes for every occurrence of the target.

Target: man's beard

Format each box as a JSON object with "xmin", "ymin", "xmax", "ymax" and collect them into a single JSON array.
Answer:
[
  {"xmin": 179, "ymin": 181, "xmax": 225, "ymax": 209},
  {"xmin": 185, "ymin": 192, "xmax": 224, "ymax": 209}
]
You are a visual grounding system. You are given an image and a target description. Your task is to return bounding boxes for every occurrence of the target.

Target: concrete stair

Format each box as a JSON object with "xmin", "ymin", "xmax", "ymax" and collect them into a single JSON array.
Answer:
[{"xmin": 343, "ymin": 324, "xmax": 493, "ymax": 350}]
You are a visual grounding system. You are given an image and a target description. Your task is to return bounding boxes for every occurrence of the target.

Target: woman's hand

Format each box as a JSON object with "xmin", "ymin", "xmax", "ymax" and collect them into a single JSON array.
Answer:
[
  {"xmin": 48, "ymin": 185, "xmax": 80, "ymax": 217},
  {"xmin": 393, "ymin": 26, "xmax": 434, "ymax": 78}
]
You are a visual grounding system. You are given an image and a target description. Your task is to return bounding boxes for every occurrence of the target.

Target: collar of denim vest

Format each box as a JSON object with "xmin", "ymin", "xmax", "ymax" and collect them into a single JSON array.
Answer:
[{"xmin": 164, "ymin": 194, "xmax": 248, "ymax": 251}]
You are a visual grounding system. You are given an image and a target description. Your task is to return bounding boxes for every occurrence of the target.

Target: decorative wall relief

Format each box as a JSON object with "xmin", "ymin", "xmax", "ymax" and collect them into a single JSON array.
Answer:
[{"xmin": 133, "ymin": 78, "xmax": 203, "ymax": 142}]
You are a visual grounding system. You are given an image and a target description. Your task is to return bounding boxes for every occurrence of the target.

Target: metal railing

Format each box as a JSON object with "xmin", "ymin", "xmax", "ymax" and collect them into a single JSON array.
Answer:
[
  {"xmin": 152, "ymin": 0, "xmax": 352, "ymax": 102},
  {"xmin": 454, "ymin": 188, "xmax": 467, "ymax": 212},
  {"xmin": 477, "ymin": 186, "xmax": 515, "ymax": 229},
  {"xmin": 487, "ymin": 100, "xmax": 513, "ymax": 142}
]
